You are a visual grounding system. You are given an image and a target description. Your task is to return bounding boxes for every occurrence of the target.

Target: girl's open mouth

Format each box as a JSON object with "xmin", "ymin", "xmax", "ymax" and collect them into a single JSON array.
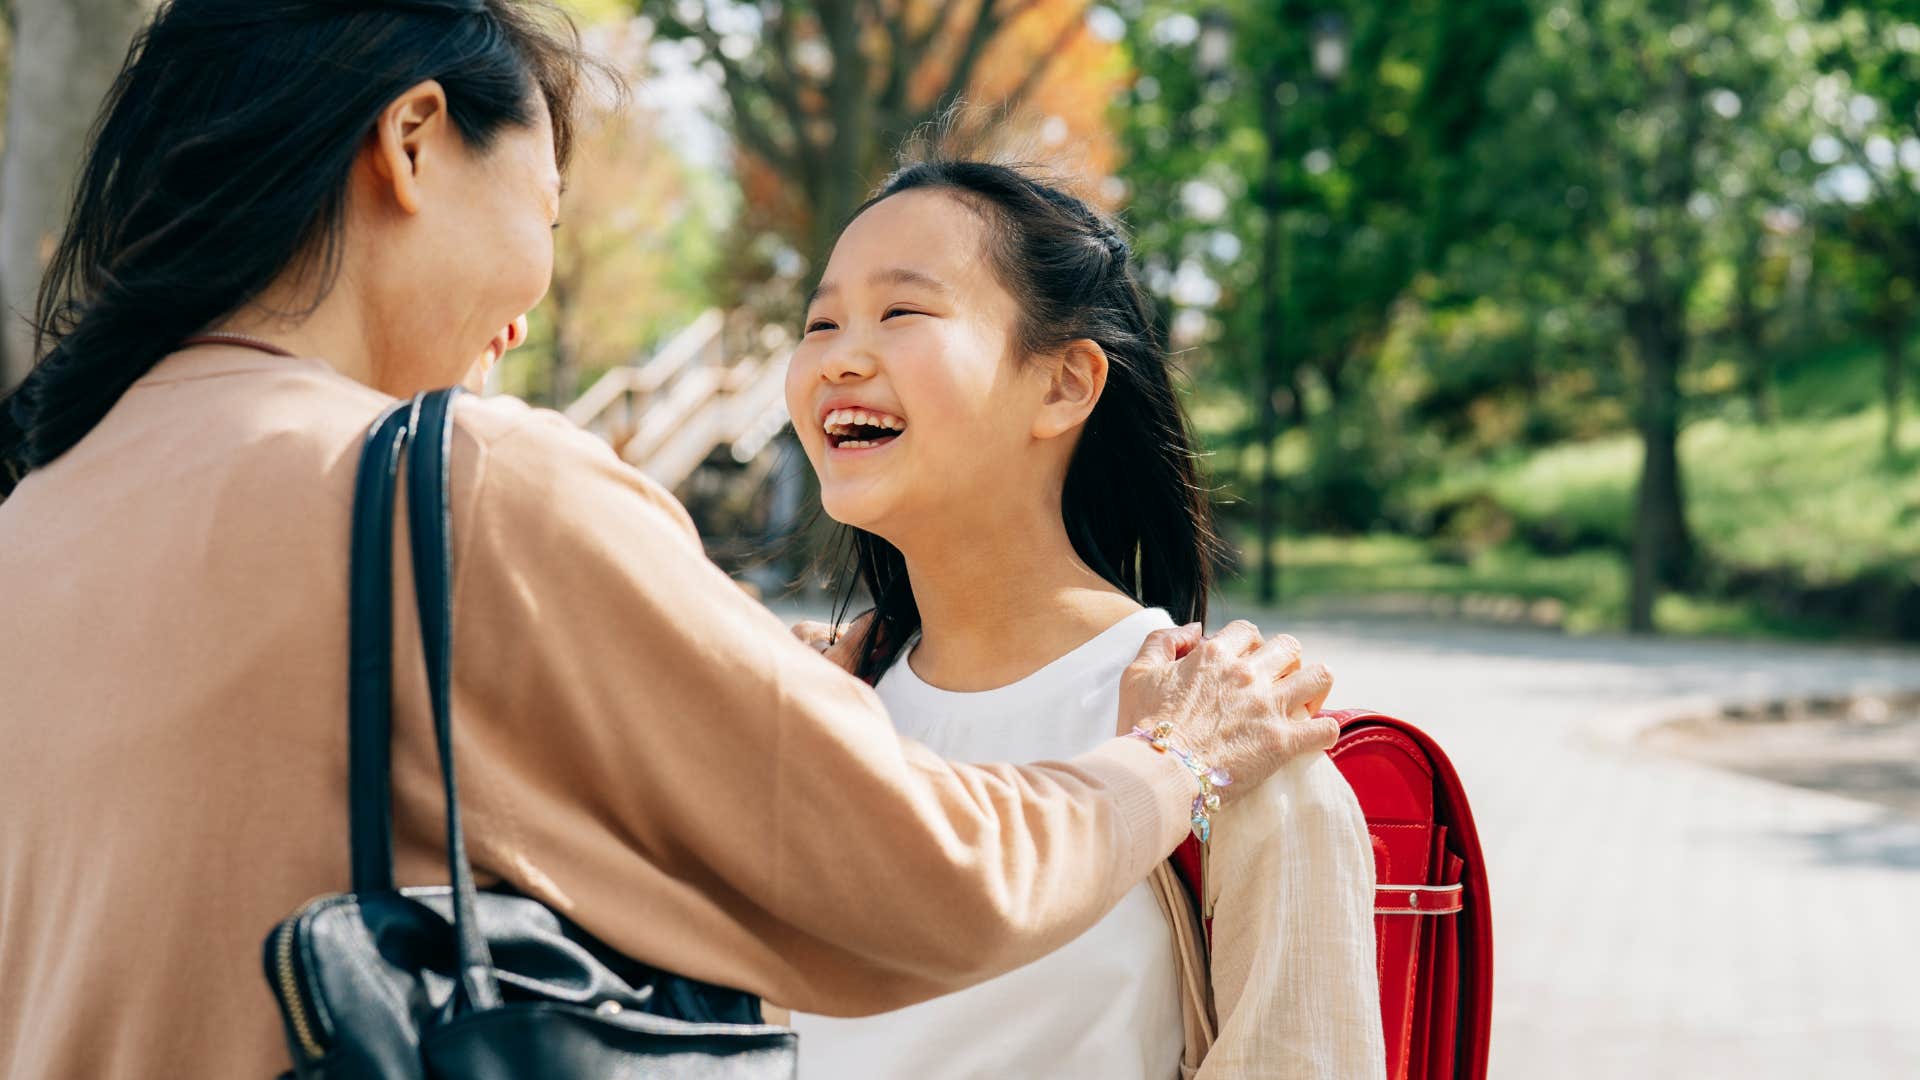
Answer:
[{"xmin": 823, "ymin": 407, "xmax": 907, "ymax": 451}]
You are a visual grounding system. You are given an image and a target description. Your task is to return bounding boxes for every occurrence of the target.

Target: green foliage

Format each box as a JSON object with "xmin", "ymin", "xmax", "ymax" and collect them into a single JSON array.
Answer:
[
  {"xmin": 1115, "ymin": 0, "xmax": 1920, "ymax": 636},
  {"xmin": 1114, "ymin": 0, "xmax": 1531, "ymax": 553},
  {"xmin": 497, "ymin": 15, "xmax": 731, "ymax": 405},
  {"xmin": 642, "ymin": 0, "xmax": 1920, "ymax": 637},
  {"xmin": 558, "ymin": 0, "xmax": 634, "ymax": 21},
  {"xmin": 1413, "ymin": 363, "xmax": 1920, "ymax": 587}
]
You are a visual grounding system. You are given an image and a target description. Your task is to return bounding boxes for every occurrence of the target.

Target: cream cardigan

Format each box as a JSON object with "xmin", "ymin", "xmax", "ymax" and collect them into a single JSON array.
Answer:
[
  {"xmin": 766, "ymin": 718, "xmax": 1391, "ymax": 1078},
  {"xmin": 1151, "ymin": 753, "xmax": 1388, "ymax": 1079}
]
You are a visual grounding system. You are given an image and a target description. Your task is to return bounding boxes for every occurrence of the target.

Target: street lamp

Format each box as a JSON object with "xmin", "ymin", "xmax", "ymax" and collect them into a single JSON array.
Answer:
[{"xmin": 1256, "ymin": 11, "xmax": 1348, "ymax": 609}]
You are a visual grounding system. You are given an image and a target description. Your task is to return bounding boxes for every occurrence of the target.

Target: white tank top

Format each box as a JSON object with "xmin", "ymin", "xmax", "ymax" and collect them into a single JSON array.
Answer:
[{"xmin": 791, "ymin": 607, "xmax": 1184, "ymax": 1080}]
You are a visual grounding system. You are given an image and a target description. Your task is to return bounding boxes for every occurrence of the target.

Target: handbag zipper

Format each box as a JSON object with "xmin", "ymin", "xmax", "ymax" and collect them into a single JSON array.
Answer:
[{"xmin": 272, "ymin": 899, "xmax": 331, "ymax": 1061}]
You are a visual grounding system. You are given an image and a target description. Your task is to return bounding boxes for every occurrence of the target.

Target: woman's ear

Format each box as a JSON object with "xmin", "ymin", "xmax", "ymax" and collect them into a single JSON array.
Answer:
[
  {"xmin": 1033, "ymin": 339, "xmax": 1109, "ymax": 441},
  {"xmin": 365, "ymin": 80, "xmax": 450, "ymax": 216}
]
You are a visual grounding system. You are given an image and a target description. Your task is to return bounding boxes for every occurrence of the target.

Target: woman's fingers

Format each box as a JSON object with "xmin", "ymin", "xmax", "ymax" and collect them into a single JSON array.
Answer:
[
  {"xmin": 1195, "ymin": 619, "xmax": 1262, "ymax": 665},
  {"xmin": 1276, "ymin": 661, "xmax": 1336, "ymax": 723},
  {"xmin": 1119, "ymin": 618, "xmax": 1341, "ymax": 792},
  {"xmin": 790, "ymin": 620, "xmax": 842, "ymax": 653},
  {"xmin": 1247, "ymin": 632, "xmax": 1304, "ymax": 682},
  {"xmin": 1279, "ymin": 707, "xmax": 1343, "ymax": 754},
  {"xmin": 1132, "ymin": 622, "xmax": 1204, "ymax": 668},
  {"xmin": 811, "ymin": 610, "xmax": 877, "ymax": 674}
]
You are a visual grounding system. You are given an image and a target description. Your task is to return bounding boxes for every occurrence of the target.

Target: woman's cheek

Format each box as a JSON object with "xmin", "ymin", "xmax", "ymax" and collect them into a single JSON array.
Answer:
[{"xmin": 509, "ymin": 230, "xmax": 555, "ymax": 316}]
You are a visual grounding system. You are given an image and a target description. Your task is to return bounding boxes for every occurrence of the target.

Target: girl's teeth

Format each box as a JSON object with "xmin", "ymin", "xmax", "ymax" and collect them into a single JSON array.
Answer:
[{"xmin": 822, "ymin": 407, "xmax": 905, "ymax": 434}]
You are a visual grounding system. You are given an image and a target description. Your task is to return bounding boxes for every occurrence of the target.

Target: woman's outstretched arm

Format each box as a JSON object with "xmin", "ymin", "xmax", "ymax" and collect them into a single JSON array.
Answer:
[{"xmin": 431, "ymin": 396, "xmax": 1330, "ymax": 1017}]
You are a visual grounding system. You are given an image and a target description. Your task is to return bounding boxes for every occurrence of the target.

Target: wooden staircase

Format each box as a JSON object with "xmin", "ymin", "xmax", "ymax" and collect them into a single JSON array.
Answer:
[{"xmin": 563, "ymin": 309, "xmax": 794, "ymax": 491}]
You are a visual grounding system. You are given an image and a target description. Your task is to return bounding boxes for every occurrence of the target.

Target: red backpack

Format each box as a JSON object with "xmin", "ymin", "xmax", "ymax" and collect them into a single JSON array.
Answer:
[{"xmin": 1170, "ymin": 709, "xmax": 1492, "ymax": 1080}]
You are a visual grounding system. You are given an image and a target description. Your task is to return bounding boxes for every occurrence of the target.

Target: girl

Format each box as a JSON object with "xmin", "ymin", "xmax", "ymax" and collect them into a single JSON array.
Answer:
[{"xmin": 785, "ymin": 159, "xmax": 1388, "ymax": 1078}]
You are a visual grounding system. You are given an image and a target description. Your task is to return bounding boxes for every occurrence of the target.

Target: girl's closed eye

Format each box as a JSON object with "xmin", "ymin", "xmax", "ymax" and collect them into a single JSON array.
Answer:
[{"xmin": 806, "ymin": 317, "xmax": 838, "ymax": 334}]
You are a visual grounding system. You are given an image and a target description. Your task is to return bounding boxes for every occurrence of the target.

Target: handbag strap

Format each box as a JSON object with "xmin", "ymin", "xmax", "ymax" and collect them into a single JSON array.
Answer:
[
  {"xmin": 402, "ymin": 386, "xmax": 501, "ymax": 1012},
  {"xmin": 345, "ymin": 387, "xmax": 500, "ymax": 1013},
  {"xmin": 348, "ymin": 399, "xmax": 415, "ymax": 894}
]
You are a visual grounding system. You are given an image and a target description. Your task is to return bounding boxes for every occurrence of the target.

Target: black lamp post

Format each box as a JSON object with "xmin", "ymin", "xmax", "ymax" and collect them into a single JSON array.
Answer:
[{"xmin": 1255, "ymin": 11, "xmax": 1347, "ymax": 608}]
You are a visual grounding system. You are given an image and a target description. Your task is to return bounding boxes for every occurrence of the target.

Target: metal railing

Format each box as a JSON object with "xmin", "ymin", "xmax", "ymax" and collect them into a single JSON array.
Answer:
[{"xmin": 563, "ymin": 309, "xmax": 794, "ymax": 491}]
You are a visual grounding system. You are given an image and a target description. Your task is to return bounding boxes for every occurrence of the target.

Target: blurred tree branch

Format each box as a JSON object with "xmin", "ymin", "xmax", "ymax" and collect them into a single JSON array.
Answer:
[{"xmin": 645, "ymin": 0, "xmax": 1090, "ymax": 266}]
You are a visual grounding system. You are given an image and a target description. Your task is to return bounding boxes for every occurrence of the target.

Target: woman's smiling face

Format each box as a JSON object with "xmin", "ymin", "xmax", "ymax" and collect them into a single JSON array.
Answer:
[{"xmin": 786, "ymin": 189, "xmax": 1053, "ymax": 540}]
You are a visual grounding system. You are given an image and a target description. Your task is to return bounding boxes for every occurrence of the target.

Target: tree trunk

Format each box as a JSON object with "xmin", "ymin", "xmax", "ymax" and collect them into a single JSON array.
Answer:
[
  {"xmin": 807, "ymin": 168, "xmax": 862, "ymax": 278},
  {"xmin": 548, "ymin": 321, "xmax": 576, "ymax": 409},
  {"xmin": 0, "ymin": 0, "xmax": 148, "ymax": 389},
  {"xmin": 1626, "ymin": 285, "xmax": 1695, "ymax": 634},
  {"xmin": 1624, "ymin": 59, "xmax": 1703, "ymax": 635},
  {"xmin": 809, "ymin": 0, "xmax": 870, "ymax": 273},
  {"xmin": 1732, "ymin": 221, "xmax": 1771, "ymax": 422},
  {"xmin": 1884, "ymin": 321, "xmax": 1908, "ymax": 462},
  {"xmin": 1254, "ymin": 65, "xmax": 1288, "ymax": 607},
  {"xmin": 545, "ymin": 271, "xmax": 576, "ymax": 408}
]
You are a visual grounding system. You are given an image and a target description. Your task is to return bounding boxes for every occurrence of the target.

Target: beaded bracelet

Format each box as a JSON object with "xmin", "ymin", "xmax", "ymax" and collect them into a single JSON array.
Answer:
[{"xmin": 1126, "ymin": 719, "xmax": 1234, "ymax": 843}]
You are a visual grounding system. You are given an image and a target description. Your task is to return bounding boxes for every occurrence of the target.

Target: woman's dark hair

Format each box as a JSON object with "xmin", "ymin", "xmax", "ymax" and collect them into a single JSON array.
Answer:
[
  {"xmin": 831, "ymin": 158, "xmax": 1227, "ymax": 682},
  {"xmin": 0, "ymin": 0, "xmax": 595, "ymax": 495}
]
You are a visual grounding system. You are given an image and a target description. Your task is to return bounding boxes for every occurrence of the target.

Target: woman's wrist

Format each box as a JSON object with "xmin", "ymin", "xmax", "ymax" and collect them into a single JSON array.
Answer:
[
  {"xmin": 1074, "ymin": 739, "xmax": 1208, "ymax": 890},
  {"xmin": 1125, "ymin": 720, "xmax": 1233, "ymax": 843}
]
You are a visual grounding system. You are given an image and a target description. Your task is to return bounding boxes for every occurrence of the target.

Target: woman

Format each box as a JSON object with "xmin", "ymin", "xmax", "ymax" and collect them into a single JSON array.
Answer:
[
  {"xmin": 783, "ymin": 160, "xmax": 1387, "ymax": 1078},
  {"xmin": 0, "ymin": 4, "xmax": 1341, "ymax": 1078}
]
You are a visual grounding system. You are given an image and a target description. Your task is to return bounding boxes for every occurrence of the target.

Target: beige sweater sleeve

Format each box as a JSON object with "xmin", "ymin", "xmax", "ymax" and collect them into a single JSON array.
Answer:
[
  {"xmin": 1196, "ymin": 753, "xmax": 1388, "ymax": 1079},
  {"xmin": 440, "ymin": 400, "xmax": 1197, "ymax": 1017}
]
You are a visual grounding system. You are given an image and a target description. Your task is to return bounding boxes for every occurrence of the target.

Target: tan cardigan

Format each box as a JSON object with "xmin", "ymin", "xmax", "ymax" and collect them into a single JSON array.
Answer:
[{"xmin": 0, "ymin": 346, "xmax": 1198, "ymax": 1080}]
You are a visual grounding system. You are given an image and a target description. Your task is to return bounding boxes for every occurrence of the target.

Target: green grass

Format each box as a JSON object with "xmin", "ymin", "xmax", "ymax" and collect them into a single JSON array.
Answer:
[
  {"xmin": 1228, "ymin": 530, "xmax": 1875, "ymax": 638},
  {"xmin": 1204, "ymin": 332, "xmax": 1920, "ymax": 637},
  {"xmin": 1229, "ymin": 532, "xmax": 1631, "ymax": 633},
  {"xmin": 1226, "ymin": 394, "xmax": 1920, "ymax": 638},
  {"xmin": 1416, "ymin": 406, "xmax": 1920, "ymax": 585},
  {"xmin": 1769, "ymin": 337, "xmax": 1891, "ymax": 419}
]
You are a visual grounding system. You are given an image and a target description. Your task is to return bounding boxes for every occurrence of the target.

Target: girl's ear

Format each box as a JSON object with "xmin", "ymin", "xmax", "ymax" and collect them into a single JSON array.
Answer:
[{"xmin": 1033, "ymin": 339, "xmax": 1109, "ymax": 441}]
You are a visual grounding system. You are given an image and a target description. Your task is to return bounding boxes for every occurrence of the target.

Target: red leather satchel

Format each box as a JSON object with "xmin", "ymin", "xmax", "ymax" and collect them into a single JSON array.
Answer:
[{"xmin": 1170, "ymin": 709, "xmax": 1492, "ymax": 1080}]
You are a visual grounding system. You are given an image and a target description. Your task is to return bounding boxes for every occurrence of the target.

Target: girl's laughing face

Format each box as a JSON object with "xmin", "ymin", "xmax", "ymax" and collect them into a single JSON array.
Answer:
[{"xmin": 786, "ymin": 189, "xmax": 1058, "ymax": 541}]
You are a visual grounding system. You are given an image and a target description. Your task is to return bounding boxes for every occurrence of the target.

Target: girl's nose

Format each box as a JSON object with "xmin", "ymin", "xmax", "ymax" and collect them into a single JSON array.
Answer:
[
  {"xmin": 822, "ymin": 339, "xmax": 878, "ymax": 383},
  {"xmin": 504, "ymin": 314, "xmax": 529, "ymax": 351}
]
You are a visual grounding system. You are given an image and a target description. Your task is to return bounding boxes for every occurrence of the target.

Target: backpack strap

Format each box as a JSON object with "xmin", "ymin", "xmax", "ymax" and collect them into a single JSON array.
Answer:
[{"xmin": 1147, "ymin": 860, "xmax": 1215, "ymax": 1075}]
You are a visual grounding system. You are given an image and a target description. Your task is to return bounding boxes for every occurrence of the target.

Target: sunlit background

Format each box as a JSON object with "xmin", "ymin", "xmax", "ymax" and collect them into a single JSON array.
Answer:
[
  {"xmin": 525, "ymin": 0, "xmax": 1920, "ymax": 644},
  {"xmin": 8, "ymin": 0, "xmax": 1916, "ymax": 642},
  {"xmin": 4, "ymin": 4, "xmax": 1920, "ymax": 1077}
]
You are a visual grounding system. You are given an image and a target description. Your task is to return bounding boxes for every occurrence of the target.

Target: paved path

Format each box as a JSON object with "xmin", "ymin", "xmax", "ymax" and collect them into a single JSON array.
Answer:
[{"xmin": 1213, "ymin": 606, "xmax": 1920, "ymax": 1080}]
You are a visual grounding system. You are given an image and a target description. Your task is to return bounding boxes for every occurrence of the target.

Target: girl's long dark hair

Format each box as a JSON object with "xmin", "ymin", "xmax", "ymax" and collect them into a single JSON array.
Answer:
[
  {"xmin": 0, "ymin": 0, "xmax": 593, "ymax": 496},
  {"xmin": 833, "ymin": 160, "xmax": 1226, "ymax": 682}
]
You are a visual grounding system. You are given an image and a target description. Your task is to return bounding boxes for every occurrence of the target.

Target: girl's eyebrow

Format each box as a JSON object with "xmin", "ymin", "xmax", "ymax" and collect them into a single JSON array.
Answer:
[
  {"xmin": 807, "ymin": 267, "xmax": 951, "ymax": 310},
  {"xmin": 872, "ymin": 267, "xmax": 951, "ymax": 294}
]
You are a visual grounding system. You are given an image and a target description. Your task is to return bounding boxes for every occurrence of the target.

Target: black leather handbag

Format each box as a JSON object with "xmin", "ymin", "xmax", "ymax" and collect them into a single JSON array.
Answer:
[{"xmin": 262, "ymin": 388, "xmax": 799, "ymax": 1078}]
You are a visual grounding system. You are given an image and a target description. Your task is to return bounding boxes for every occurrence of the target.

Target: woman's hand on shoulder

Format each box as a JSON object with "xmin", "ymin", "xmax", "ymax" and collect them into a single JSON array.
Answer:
[
  {"xmin": 1116, "ymin": 620, "xmax": 1338, "ymax": 803},
  {"xmin": 790, "ymin": 611, "xmax": 875, "ymax": 675}
]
